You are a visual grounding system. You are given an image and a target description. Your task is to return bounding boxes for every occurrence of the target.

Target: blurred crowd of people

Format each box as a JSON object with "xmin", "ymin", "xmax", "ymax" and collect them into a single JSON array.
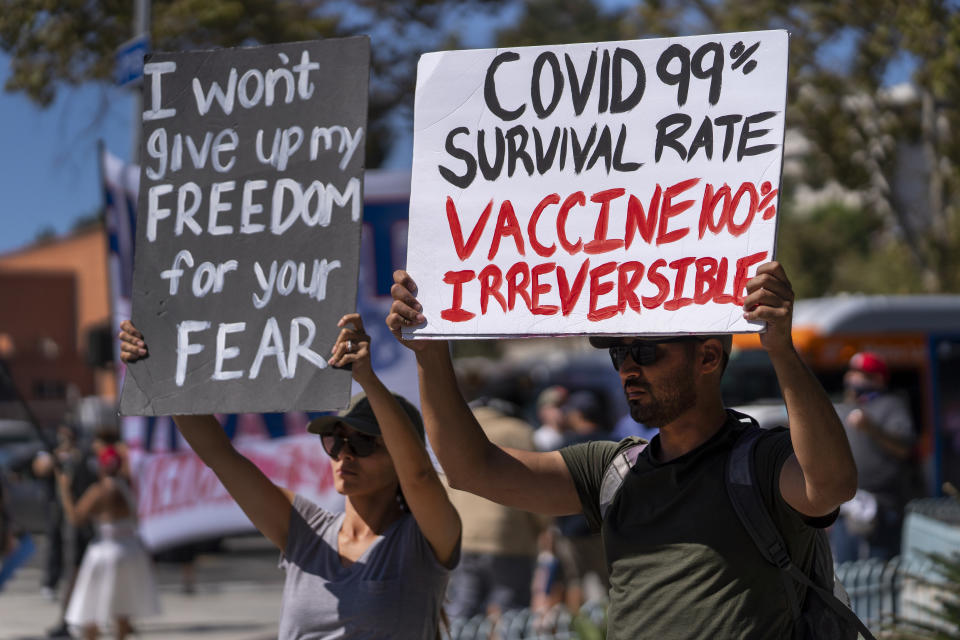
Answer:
[
  {"xmin": 441, "ymin": 348, "xmax": 924, "ymax": 626},
  {"xmin": 444, "ymin": 359, "xmax": 666, "ymax": 627},
  {"xmin": 0, "ymin": 348, "xmax": 925, "ymax": 634},
  {"xmin": 0, "ymin": 423, "xmax": 159, "ymax": 639}
]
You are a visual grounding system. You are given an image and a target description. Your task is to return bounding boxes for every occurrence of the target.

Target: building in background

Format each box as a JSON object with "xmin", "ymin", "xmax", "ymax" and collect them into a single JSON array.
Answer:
[{"xmin": 0, "ymin": 223, "xmax": 115, "ymax": 429}]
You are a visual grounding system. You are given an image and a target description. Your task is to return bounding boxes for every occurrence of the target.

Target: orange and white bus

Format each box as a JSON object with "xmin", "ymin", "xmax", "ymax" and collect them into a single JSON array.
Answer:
[{"xmin": 724, "ymin": 294, "xmax": 960, "ymax": 496}]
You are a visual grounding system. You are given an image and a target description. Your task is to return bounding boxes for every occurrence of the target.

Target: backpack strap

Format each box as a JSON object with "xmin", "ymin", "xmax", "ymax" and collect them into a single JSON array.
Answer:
[
  {"xmin": 781, "ymin": 562, "xmax": 877, "ymax": 639},
  {"xmin": 725, "ymin": 410, "xmax": 877, "ymax": 640},
  {"xmin": 599, "ymin": 442, "xmax": 647, "ymax": 521}
]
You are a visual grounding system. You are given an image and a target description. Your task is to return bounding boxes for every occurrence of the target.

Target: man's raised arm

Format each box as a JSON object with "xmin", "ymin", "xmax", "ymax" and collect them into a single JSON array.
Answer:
[
  {"xmin": 387, "ymin": 270, "xmax": 582, "ymax": 516},
  {"xmin": 743, "ymin": 262, "xmax": 858, "ymax": 518}
]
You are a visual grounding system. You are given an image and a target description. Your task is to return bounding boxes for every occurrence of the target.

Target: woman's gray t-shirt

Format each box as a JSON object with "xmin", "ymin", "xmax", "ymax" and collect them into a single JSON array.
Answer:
[{"xmin": 278, "ymin": 495, "xmax": 455, "ymax": 639}]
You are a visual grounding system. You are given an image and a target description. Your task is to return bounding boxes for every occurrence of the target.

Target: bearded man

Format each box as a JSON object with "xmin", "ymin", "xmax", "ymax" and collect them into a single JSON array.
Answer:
[{"xmin": 387, "ymin": 261, "xmax": 857, "ymax": 640}]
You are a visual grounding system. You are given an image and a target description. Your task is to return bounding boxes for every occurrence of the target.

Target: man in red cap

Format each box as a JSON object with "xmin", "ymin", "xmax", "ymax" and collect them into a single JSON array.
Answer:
[{"xmin": 832, "ymin": 351, "xmax": 916, "ymax": 563}]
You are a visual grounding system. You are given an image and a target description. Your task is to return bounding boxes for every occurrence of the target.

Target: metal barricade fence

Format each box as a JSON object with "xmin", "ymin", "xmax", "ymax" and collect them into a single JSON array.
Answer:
[
  {"xmin": 448, "ymin": 604, "xmax": 578, "ymax": 640},
  {"xmin": 448, "ymin": 556, "xmax": 941, "ymax": 639},
  {"xmin": 837, "ymin": 556, "xmax": 904, "ymax": 631}
]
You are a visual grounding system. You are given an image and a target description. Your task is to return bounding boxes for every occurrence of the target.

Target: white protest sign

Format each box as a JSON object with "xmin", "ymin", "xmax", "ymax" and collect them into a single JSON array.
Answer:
[{"xmin": 405, "ymin": 30, "xmax": 787, "ymax": 338}]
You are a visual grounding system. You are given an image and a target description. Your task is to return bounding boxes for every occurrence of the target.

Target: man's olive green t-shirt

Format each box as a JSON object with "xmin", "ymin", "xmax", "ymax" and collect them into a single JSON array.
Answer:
[{"xmin": 560, "ymin": 421, "xmax": 835, "ymax": 640}]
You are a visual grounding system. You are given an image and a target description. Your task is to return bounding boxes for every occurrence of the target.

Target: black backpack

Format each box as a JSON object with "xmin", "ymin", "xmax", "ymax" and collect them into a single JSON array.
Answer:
[{"xmin": 598, "ymin": 410, "xmax": 876, "ymax": 640}]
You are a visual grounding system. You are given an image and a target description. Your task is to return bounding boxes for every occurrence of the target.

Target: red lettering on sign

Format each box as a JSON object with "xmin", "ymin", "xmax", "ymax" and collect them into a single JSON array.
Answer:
[
  {"xmin": 441, "ymin": 270, "xmax": 476, "ymax": 322},
  {"xmin": 588, "ymin": 261, "xmax": 618, "ymax": 321},
  {"xmin": 625, "ymin": 186, "xmax": 662, "ymax": 249},
  {"xmin": 558, "ymin": 259, "xmax": 590, "ymax": 315},
  {"xmin": 557, "ymin": 191, "xmax": 585, "ymax": 254},
  {"xmin": 712, "ymin": 257, "xmax": 734, "ymax": 304},
  {"xmin": 531, "ymin": 262, "xmax": 559, "ymax": 315},
  {"xmin": 693, "ymin": 257, "xmax": 719, "ymax": 304},
  {"xmin": 728, "ymin": 182, "xmax": 759, "ymax": 236},
  {"xmin": 488, "ymin": 200, "xmax": 526, "ymax": 260},
  {"xmin": 758, "ymin": 181, "xmax": 778, "ymax": 220},
  {"xmin": 446, "ymin": 197, "xmax": 492, "ymax": 260},
  {"xmin": 733, "ymin": 251, "xmax": 768, "ymax": 304},
  {"xmin": 506, "ymin": 262, "xmax": 532, "ymax": 311},
  {"xmin": 657, "ymin": 178, "xmax": 699, "ymax": 246},
  {"xmin": 664, "ymin": 256, "xmax": 696, "ymax": 310},
  {"xmin": 585, "ymin": 188, "xmax": 626, "ymax": 255},
  {"xmin": 643, "ymin": 258, "xmax": 670, "ymax": 309},
  {"xmin": 529, "ymin": 194, "xmax": 560, "ymax": 257},
  {"xmin": 479, "ymin": 264, "xmax": 506, "ymax": 314},
  {"xmin": 617, "ymin": 261, "xmax": 645, "ymax": 313},
  {"xmin": 698, "ymin": 183, "xmax": 731, "ymax": 239}
]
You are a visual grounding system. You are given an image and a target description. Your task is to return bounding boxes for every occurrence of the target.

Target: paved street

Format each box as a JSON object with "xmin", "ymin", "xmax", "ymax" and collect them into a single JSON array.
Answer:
[{"xmin": 0, "ymin": 535, "xmax": 284, "ymax": 639}]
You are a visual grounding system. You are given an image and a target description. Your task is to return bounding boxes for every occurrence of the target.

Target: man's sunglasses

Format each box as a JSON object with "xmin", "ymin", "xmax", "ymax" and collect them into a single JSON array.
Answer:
[
  {"xmin": 608, "ymin": 337, "xmax": 698, "ymax": 370},
  {"xmin": 320, "ymin": 428, "xmax": 380, "ymax": 459}
]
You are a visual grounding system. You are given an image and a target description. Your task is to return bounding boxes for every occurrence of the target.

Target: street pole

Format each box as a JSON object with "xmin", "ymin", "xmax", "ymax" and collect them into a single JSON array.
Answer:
[{"xmin": 131, "ymin": 0, "xmax": 150, "ymax": 163}]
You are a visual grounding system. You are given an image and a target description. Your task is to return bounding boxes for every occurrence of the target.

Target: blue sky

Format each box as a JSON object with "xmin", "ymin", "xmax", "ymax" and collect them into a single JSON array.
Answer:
[
  {"xmin": 0, "ymin": 6, "xmax": 914, "ymax": 256},
  {"xmin": 0, "ymin": 3, "xmax": 524, "ymax": 256},
  {"xmin": 0, "ymin": 60, "xmax": 135, "ymax": 254}
]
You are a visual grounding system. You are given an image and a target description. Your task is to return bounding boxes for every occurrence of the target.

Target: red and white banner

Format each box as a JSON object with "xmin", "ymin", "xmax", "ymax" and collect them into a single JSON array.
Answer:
[{"xmin": 134, "ymin": 433, "xmax": 339, "ymax": 549}]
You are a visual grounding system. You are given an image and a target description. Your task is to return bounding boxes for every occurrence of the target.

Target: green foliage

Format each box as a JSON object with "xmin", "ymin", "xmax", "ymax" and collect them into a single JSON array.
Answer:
[
  {"xmin": 496, "ymin": 0, "xmax": 960, "ymax": 293},
  {"xmin": 6, "ymin": 0, "xmax": 959, "ymax": 291},
  {"xmin": 0, "ymin": 0, "xmax": 497, "ymax": 168},
  {"xmin": 0, "ymin": 0, "xmax": 337, "ymax": 106},
  {"xmin": 775, "ymin": 200, "xmax": 925, "ymax": 297},
  {"xmin": 496, "ymin": 0, "xmax": 626, "ymax": 47},
  {"xmin": 571, "ymin": 607, "xmax": 607, "ymax": 640},
  {"xmin": 33, "ymin": 226, "xmax": 57, "ymax": 243},
  {"xmin": 71, "ymin": 209, "xmax": 105, "ymax": 232}
]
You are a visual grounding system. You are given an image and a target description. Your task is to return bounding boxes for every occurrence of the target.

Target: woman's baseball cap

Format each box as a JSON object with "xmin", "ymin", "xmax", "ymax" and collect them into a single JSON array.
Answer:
[{"xmin": 307, "ymin": 392, "xmax": 425, "ymax": 442}]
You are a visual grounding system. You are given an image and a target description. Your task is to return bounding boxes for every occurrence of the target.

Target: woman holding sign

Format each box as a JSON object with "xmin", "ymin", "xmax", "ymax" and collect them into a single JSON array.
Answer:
[{"xmin": 119, "ymin": 314, "xmax": 461, "ymax": 639}]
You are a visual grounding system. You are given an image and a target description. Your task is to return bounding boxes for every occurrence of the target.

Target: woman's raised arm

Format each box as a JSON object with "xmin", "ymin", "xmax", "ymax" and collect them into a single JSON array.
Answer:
[
  {"xmin": 329, "ymin": 314, "xmax": 461, "ymax": 567},
  {"xmin": 119, "ymin": 321, "xmax": 295, "ymax": 550}
]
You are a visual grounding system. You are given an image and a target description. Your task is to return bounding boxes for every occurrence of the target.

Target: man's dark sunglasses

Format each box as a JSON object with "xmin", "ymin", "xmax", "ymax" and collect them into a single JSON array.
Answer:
[
  {"xmin": 320, "ymin": 428, "xmax": 380, "ymax": 459},
  {"xmin": 608, "ymin": 337, "xmax": 698, "ymax": 370}
]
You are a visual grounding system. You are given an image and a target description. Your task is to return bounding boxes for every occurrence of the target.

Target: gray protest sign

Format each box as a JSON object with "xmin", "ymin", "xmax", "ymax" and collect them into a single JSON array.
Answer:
[{"xmin": 121, "ymin": 37, "xmax": 369, "ymax": 415}]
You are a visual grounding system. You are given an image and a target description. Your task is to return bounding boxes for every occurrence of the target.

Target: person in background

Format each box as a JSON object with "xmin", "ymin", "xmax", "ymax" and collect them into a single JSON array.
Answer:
[
  {"xmin": 31, "ymin": 425, "xmax": 88, "ymax": 601},
  {"xmin": 556, "ymin": 389, "xmax": 613, "ymax": 605},
  {"xmin": 529, "ymin": 524, "xmax": 580, "ymax": 626},
  {"xmin": 89, "ymin": 427, "xmax": 131, "ymax": 481},
  {"xmin": 611, "ymin": 409, "xmax": 658, "ymax": 442},
  {"xmin": 32, "ymin": 425, "xmax": 98, "ymax": 638},
  {"xmin": 560, "ymin": 390, "xmax": 610, "ymax": 447},
  {"xmin": 57, "ymin": 445, "xmax": 159, "ymax": 639},
  {"xmin": 119, "ymin": 313, "xmax": 461, "ymax": 639},
  {"xmin": 831, "ymin": 351, "xmax": 916, "ymax": 563},
  {"xmin": 444, "ymin": 392, "xmax": 548, "ymax": 620},
  {"xmin": 533, "ymin": 386, "xmax": 568, "ymax": 452},
  {"xmin": 0, "ymin": 472, "xmax": 36, "ymax": 592}
]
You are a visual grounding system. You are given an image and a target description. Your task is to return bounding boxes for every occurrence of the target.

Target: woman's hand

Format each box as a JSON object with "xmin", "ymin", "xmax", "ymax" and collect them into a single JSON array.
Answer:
[
  {"xmin": 329, "ymin": 313, "xmax": 376, "ymax": 387},
  {"xmin": 118, "ymin": 320, "xmax": 148, "ymax": 363}
]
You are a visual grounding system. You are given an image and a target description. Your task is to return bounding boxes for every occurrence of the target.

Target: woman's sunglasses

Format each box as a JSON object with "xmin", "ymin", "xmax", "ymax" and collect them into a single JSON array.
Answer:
[
  {"xmin": 320, "ymin": 428, "xmax": 380, "ymax": 459},
  {"xmin": 608, "ymin": 337, "xmax": 697, "ymax": 370}
]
